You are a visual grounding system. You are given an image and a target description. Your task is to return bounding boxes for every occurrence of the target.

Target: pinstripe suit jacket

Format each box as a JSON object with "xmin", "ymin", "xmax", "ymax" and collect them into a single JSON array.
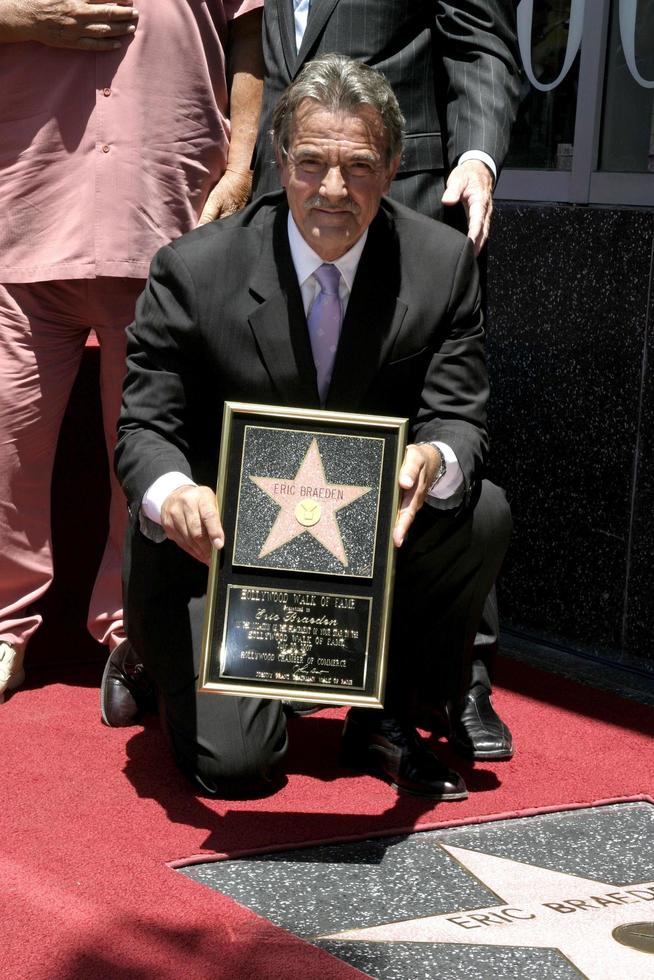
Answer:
[{"xmin": 253, "ymin": 0, "xmax": 520, "ymax": 214}]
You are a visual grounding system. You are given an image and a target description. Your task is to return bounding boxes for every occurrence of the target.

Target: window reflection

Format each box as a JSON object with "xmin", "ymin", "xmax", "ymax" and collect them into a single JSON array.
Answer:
[
  {"xmin": 600, "ymin": 0, "xmax": 654, "ymax": 173},
  {"xmin": 506, "ymin": 1, "xmax": 580, "ymax": 169}
]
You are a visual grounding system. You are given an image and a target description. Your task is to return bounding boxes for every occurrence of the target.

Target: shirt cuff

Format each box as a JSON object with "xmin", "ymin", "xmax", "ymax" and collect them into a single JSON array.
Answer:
[
  {"xmin": 427, "ymin": 442, "xmax": 463, "ymax": 500},
  {"xmin": 457, "ymin": 150, "xmax": 497, "ymax": 183},
  {"xmin": 141, "ymin": 472, "xmax": 197, "ymax": 526}
]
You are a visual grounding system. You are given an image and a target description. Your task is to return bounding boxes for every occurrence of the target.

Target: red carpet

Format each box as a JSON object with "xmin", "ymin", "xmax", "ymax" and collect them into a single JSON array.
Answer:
[{"xmin": 1, "ymin": 658, "xmax": 652, "ymax": 979}]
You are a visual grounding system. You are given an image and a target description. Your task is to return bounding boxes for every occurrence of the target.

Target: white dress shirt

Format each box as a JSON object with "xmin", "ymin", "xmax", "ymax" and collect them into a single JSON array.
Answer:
[{"xmin": 293, "ymin": 0, "xmax": 310, "ymax": 52}]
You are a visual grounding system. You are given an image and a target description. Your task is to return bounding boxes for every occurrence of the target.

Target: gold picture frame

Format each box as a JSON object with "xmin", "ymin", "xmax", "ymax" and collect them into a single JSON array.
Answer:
[{"xmin": 198, "ymin": 402, "xmax": 408, "ymax": 709}]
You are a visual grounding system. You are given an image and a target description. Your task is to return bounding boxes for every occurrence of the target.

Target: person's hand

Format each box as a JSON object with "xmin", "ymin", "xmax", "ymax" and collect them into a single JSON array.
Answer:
[
  {"xmin": 160, "ymin": 485, "xmax": 225, "ymax": 565},
  {"xmin": 2, "ymin": 0, "xmax": 138, "ymax": 51},
  {"xmin": 393, "ymin": 443, "xmax": 440, "ymax": 548},
  {"xmin": 197, "ymin": 168, "xmax": 253, "ymax": 225},
  {"xmin": 441, "ymin": 159, "xmax": 494, "ymax": 255}
]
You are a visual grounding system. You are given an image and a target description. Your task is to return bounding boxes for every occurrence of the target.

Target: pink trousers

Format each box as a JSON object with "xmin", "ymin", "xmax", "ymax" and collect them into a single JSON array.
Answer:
[{"xmin": 0, "ymin": 278, "xmax": 145, "ymax": 653}]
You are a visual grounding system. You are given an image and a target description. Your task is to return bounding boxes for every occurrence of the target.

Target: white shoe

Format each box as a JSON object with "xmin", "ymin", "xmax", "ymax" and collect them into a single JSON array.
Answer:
[{"xmin": 0, "ymin": 642, "xmax": 25, "ymax": 703}]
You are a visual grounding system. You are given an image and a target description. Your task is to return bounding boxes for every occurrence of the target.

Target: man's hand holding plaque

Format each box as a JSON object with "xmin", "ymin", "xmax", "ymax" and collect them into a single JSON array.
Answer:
[
  {"xmin": 160, "ymin": 485, "xmax": 225, "ymax": 565},
  {"xmin": 394, "ymin": 443, "xmax": 442, "ymax": 548},
  {"xmin": 159, "ymin": 440, "xmax": 437, "ymax": 565}
]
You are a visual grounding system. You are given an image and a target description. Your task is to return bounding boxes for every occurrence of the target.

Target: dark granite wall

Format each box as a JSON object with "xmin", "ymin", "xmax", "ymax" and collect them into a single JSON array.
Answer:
[{"xmin": 486, "ymin": 202, "xmax": 654, "ymax": 669}]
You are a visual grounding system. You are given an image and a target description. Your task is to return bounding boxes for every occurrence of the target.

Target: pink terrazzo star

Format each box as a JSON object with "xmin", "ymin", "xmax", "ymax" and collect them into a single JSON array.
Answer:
[{"xmin": 250, "ymin": 438, "xmax": 370, "ymax": 566}]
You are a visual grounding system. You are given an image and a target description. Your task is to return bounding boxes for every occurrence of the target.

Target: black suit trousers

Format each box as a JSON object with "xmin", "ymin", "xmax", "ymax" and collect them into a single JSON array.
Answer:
[{"xmin": 158, "ymin": 480, "xmax": 511, "ymax": 792}]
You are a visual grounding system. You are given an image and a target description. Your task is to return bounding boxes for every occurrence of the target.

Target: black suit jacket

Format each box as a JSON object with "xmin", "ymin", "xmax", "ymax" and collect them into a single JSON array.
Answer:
[
  {"xmin": 116, "ymin": 194, "xmax": 488, "ymax": 687},
  {"xmin": 254, "ymin": 0, "xmax": 520, "ymax": 198}
]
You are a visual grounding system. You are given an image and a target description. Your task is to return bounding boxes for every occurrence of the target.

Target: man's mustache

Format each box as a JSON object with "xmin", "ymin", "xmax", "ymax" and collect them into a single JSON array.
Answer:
[{"xmin": 305, "ymin": 196, "xmax": 358, "ymax": 213}]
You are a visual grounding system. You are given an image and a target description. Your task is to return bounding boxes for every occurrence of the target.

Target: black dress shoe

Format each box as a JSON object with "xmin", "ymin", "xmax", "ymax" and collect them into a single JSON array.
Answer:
[
  {"xmin": 100, "ymin": 639, "xmax": 155, "ymax": 727},
  {"xmin": 449, "ymin": 684, "xmax": 514, "ymax": 761},
  {"xmin": 340, "ymin": 713, "xmax": 467, "ymax": 800},
  {"xmin": 282, "ymin": 700, "xmax": 325, "ymax": 717}
]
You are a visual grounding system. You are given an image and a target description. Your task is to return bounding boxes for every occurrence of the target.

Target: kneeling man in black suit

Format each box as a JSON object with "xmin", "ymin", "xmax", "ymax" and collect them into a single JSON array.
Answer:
[{"xmin": 104, "ymin": 54, "xmax": 511, "ymax": 800}]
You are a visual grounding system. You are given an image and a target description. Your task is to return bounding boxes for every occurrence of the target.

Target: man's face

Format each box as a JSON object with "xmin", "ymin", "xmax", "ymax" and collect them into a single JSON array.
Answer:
[{"xmin": 278, "ymin": 100, "xmax": 400, "ymax": 261}]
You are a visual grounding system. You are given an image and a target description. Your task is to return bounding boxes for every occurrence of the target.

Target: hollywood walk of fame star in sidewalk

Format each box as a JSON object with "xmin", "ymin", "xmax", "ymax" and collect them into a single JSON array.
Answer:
[
  {"xmin": 250, "ymin": 438, "xmax": 370, "ymax": 566},
  {"xmin": 321, "ymin": 844, "xmax": 654, "ymax": 979}
]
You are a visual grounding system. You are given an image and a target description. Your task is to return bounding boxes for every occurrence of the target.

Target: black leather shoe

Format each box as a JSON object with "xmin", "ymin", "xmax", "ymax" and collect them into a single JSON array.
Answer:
[
  {"xmin": 449, "ymin": 684, "xmax": 514, "ymax": 761},
  {"xmin": 340, "ymin": 713, "xmax": 467, "ymax": 800},
  {"xmin": 282, "ymin": 700, "xmax": 324, "ymax": 717},
  {"xmin": 100, "ymin": 639, "xmax": 155, "ymax": 727}
]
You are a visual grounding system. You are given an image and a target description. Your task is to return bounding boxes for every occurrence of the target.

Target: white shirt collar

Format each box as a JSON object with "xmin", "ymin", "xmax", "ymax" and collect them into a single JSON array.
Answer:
[
  {"xmin": 287, "ymin": 212, "xmax": 368, "ymax": 295},
  {"xmin": 293, "ymin": 0, "xmax": 310, "ymax": 51}
]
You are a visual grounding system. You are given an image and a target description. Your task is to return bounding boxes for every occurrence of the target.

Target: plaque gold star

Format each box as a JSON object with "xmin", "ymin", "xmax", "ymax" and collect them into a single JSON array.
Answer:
[
  {"xmin": 250, "ymin": 438, "xmax": 371, "ymax": 566},
  {"xmin": 320, "ymin": 844, "xmax": 654, "ymax": 978}
]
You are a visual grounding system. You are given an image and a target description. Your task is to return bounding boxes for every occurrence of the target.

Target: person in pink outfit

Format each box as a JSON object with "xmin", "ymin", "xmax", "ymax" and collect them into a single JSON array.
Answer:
[{"xmin": 0, "ymin": 0, "xmax": 264, "ymax": 701}]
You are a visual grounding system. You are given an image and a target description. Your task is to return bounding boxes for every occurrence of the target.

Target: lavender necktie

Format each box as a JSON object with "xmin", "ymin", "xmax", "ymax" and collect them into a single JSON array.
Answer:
[{"xmin": 307, "ymin": 263, "xmax": 342, "ymax": 404}]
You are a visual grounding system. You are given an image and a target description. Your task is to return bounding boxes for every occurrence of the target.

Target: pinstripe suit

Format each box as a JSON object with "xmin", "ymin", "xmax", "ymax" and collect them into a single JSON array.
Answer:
[{"xmin": 254, "ymin": 0, "xmax": 520, "ymax": 219}]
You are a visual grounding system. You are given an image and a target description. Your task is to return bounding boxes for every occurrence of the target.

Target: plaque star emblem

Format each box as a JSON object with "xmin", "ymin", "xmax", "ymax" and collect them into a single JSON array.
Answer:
[
  {"xmin": 320, "ymin": 844, "xmax": 654, "ymax": 978},
  {"xmin": 250, "ymin": 438, "xmax": 370, "ymax": 566}
]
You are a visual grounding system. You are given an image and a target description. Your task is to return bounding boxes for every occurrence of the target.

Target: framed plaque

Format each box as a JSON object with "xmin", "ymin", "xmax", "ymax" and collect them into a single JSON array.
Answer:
[{"xmin": 198, "ymin": 403, "xmax": 408, "ymax": 709}]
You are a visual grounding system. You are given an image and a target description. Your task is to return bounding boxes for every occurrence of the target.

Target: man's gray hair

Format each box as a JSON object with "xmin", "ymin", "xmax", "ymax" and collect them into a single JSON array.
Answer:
[{"xmin": 272, "ymin": 54, "xmax": 405, "ymax": 164}]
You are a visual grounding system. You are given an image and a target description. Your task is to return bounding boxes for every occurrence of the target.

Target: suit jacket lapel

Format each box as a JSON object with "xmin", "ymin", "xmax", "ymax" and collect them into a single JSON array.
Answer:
[
  {"xmin": 276, "ymin": 0, "xmax": 299, "ymax": 79},
  {"xmin": 248, "ymin": 204, "xmax": 321, "ymax": 408},
  {"xmin": 326, "ymin": 205, "xmax": 407, "ymax": 411},
  {"xmin": 295, "ymin": 0, "xmax": 340, "ymax": 72}
]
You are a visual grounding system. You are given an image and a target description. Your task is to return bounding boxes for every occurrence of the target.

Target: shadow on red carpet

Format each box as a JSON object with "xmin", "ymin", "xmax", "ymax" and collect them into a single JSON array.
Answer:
[{"xmin": 1, "ymin": 655, "xmax": 652, "ymax": 979}]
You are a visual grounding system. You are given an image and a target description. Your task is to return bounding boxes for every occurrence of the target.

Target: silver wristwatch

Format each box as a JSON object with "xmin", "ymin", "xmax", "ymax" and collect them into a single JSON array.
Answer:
[{"xmin": 418, "ymin": 441, "xmax": 447, "ymax": 493}]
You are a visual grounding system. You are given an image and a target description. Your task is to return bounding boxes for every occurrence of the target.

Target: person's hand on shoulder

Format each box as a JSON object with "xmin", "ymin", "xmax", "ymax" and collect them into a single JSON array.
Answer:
[
  {"xmin": 197, "ymin": 168, "xmax": 253, "ymax": 225},
  {"xmin": 441, "ymin": 159, "xmax": 494, "ymax": 255},
  {"xmin": 197, "ymin": 8, "xmax": 262, "ymax": 225},
  {"xmin": 0, "ymin": 0, "xmax": 138, "ymax": 51}
]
